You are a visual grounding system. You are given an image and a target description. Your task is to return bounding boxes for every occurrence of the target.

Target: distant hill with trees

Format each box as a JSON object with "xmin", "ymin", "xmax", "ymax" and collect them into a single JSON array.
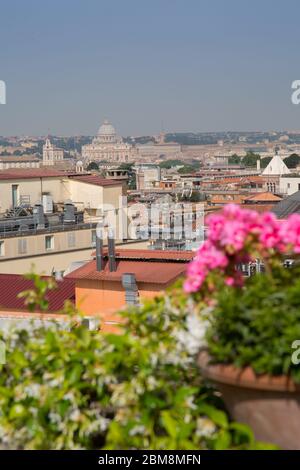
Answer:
[
  {"xmin": 228, "ymin": 151, "xmax": 260, "ymax": 167},
  {"xmin": 285, "ymin": 153, "xmax": 300, "ymax": 168}
]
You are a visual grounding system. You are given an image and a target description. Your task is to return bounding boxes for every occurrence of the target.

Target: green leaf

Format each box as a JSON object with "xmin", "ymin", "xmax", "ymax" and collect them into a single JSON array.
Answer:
[
  {"xmin": 67, "ymin": 364, "xmax": 83, "ymax": 384},
  {"xmin": 198, "ymin": 404, "xmax": 228, "ymax": 429},
  {"xmin": 229, "ymin": 422, "xmax": 255, "ymax": 444},
  {"xmin": 213, "ymin": 429, "xmax": 232, "ymax": 450},
  {"xmin": 9, "ymin": 404, "xmax": 27, "ymax": 419},
  {"xmin": 161, "ymin": 411, "xmax": 178, "ymax": 439}
]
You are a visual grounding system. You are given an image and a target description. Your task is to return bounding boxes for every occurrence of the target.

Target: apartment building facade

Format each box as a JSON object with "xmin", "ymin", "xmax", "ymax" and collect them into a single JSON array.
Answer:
[
  {"xmin": 0, "ymin": 168, "xmax": 137, "ymax": 274},
  {"xmin": 280, "ymin": 176, "xmax": 300, "ymax": 196},
  {"xmin": 0, "ymin": 223, "xmax": 97, "ymax": 274},
  {"xmin": 0, "ymin": 168, "xmax": 125, "ymax": 213},
  {"xmin": 0, "ymin": 156, "xmax": 40, "ymax": 171},
  {"xmin": 0, "ymin": 224, "xmax": 149, "ymax": 275}
]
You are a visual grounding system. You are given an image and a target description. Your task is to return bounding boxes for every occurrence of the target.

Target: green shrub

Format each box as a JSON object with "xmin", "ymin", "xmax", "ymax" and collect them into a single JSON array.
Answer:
[
  {"xmin": 207, "ymin": 264, "xmax": 300, "ymax": 383},
  {"xmin": 0, "ymin": 281, "xmax": 264, "ymax": 449}
]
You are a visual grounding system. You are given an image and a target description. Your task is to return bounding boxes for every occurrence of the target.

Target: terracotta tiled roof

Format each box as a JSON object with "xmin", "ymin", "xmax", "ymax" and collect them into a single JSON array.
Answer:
[
  {"xmin": 90, "ymin": 249, "xmax": 194, "ymax": 261},
  {"xmin": 245, "ymin": 192, "xmax": 282, "ymax": 202},
  {"xmin": 0, "ymin": 169, "xmax": 121, "ymax": 186},
  {"xmin": 207, "ymin": 176, "xmax": 269, "ymax": 186},
  {"xmin": 210, "ymin": 196, "xmax": 246, "ymax": 205},
  {"xmin": 210, "ymin": 178, "xmax": 242, "ymax": 184},
  {"xmin": 70, "ymin": 175, "xmax": 122, "ymax": 186},
  {"xmin": 67, "ymin": 249, "xmax": 194, "ymax": 285},
  {"xmin": 67, "ymin": 260, "xmax": 187, "ymax": 285},
  {"xmin": 0, "ymin": 169, "xmax": 67, "ymax": 180},
  {"xmin": 205, "ymin": 203, "xmax": 275, "ymax": 218},
  {"xmin": 0, "ymin": 274, "xmax": 75, "ymax": 312},
  {"xmin": 244, "ymin": 176, "xmax": 270, "ymax": 183}
]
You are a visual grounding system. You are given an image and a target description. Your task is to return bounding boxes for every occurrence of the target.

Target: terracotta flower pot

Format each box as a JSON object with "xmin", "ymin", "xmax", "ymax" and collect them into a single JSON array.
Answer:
[{"xmin": 198, "ymin": 351, "xmax": 300, "ymax": 449}]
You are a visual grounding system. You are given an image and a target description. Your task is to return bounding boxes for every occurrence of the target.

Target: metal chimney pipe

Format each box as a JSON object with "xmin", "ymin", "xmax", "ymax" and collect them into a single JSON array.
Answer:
[
  {"xmin": 122, "ymin": 273, "xmax": 139, "ymax": 306},
  {"xmin": 33, "ymin": 203, "xmax": 45, "ymax": 229},
  {"xmin": 108, "ymin": 230, "xmax": 116, "ymax": 272},
  {"xmin": 96, "ymin": 234, "xmax": 103, "ymax": 271}
]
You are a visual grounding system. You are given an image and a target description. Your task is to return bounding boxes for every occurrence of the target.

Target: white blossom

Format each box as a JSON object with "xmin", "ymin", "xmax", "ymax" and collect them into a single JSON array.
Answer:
[
  {"xmin": 24, "ymin": 384, "xmax": 41, "ymax": 398},
  {"xmin": 196, "ymin": 417, "xmax": 217, "ymax": 438},
  {"xmin": 175, "ymin": 312, "xmax": 209, "ymax": 355},
  {"xmin": 129, "ymin": 425, "xmax": 146, "ymax": 436}
]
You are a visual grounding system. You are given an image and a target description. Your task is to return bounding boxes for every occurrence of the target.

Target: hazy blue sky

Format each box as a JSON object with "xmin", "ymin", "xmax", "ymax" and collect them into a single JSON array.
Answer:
[{"xmin": 1, "ymin": 0, "xmax": 300, "ymax": 136}]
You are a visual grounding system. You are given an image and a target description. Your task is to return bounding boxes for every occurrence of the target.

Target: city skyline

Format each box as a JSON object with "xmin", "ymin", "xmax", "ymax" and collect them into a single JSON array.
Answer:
[{"xmin": 1, "ymin": 0, "xmax": 300, "ymax": 136}]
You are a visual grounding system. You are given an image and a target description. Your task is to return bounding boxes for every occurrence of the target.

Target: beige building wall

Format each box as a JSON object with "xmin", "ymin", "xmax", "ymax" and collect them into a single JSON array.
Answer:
[
  {"xmin": 279, "ymin": 176, "xmax": 300, "ymax": 195},
  {"xmin": 137, "ymin": 143, "xmax": 182, "ymax": 160},
  {"xmin": 0, "ymin": 177, "xmax": 123, "ymax": 214},
  {"xmin": 0, "ymin": 227, "xmax": 95, "ymax": 274},
  {"xmin": 66, "ymin": 180, "xmax": 125, "ymax": 236},
  {"xmin": 82, "ymin": 144, "xmax": 135, "ymax": 162},
  {"xmin": 67, "ymin": 180, "xmax": 104, "ymax": 210},
  {"xmin": 0, "ymin": 249, "xmax": 94, "ymax": 275},
  {"xmin": 0, "ymin": 232, "xmax": 148, "ymax": 275},
  {"xmin": 0, "ymin": 177, "xmax": 66, "ymax": 213},
  {"xmin": 103, "ymin": 184, "xmax": 124, "ymax": 203}
]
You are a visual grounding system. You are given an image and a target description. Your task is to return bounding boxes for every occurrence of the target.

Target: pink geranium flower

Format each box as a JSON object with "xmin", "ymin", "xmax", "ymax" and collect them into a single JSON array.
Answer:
[
  {"xmin": 259, "ymin": 212, "xmax": 281, "ymax": 249},
  {"xmin": 279, "ymin": 214, "xmax": 300, "ymax": 253},
  {"xmin": 184, "ymin": 203, "xmax": 300, "ymax": 295}
]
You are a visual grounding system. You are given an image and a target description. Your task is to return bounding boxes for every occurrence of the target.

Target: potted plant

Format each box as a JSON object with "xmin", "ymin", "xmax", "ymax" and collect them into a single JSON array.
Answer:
[{"xmin": 184, "ymin": 204, "xmax": 300, "ymax": 449}]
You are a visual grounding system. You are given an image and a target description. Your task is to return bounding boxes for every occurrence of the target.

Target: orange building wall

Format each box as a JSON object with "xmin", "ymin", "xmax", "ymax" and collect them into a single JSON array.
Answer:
[{"xmin": 75, "ymin": 279, "xmax": 163, "ymax": 331}]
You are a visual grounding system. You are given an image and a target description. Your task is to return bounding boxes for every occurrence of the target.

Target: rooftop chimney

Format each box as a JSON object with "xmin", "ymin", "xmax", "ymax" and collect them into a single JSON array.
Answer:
[
  {"xmin": 108, "ymin": 230, "xmax": 117, "ymax": 272},
  {"xmin": 96, "ymin": 233, "xmax": 104, "ymax": 271},
  {"xmin": 257, "ymin": 159, "xmax": 261, "ymax": 171},
  {"xmin": 63, "ymin": 201, "xmax": 76, "ymax": 223},
  {"xmin": 33, "ymin": 203, "xmax": 45, "ymax": 229}
]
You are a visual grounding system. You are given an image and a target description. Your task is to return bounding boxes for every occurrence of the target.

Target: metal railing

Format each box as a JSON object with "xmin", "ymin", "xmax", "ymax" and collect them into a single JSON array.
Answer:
[
  {"xmin": 0, "ymin": 217, "xmax": 103, "ymax": 238},
  {"xmin": 18, "ymin": 195, "xmax": 31, "ymax": 206}
]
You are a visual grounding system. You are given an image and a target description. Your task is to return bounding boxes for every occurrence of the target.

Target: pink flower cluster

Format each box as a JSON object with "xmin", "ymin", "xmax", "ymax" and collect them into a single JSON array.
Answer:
[{"xmin": 184, "ymin": 204, "xmax": 300, "ymax": 294}]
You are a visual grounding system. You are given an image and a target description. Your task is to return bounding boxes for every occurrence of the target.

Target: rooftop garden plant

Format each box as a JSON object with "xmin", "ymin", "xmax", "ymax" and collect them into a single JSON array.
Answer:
[
  {"xmin": 184, "ymin": 203, "xmax": 300, "ymax": 380},
  {"xmin": 0, "ymin": 278, "xmax": 266, "ymax": 450},
  {"xmin": 1, "ymin": 203, "xmax": 294, "ymax": 449},
  {"xmin": 185, "ymin": 204, "xmax": 300, "ymax": 448}
]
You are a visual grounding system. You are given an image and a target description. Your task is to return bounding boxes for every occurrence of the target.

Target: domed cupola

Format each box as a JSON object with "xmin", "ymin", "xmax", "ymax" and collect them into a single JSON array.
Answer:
[{"xmin": 96, "ymin": 119, "xmax": 117, "ymax": 143}]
